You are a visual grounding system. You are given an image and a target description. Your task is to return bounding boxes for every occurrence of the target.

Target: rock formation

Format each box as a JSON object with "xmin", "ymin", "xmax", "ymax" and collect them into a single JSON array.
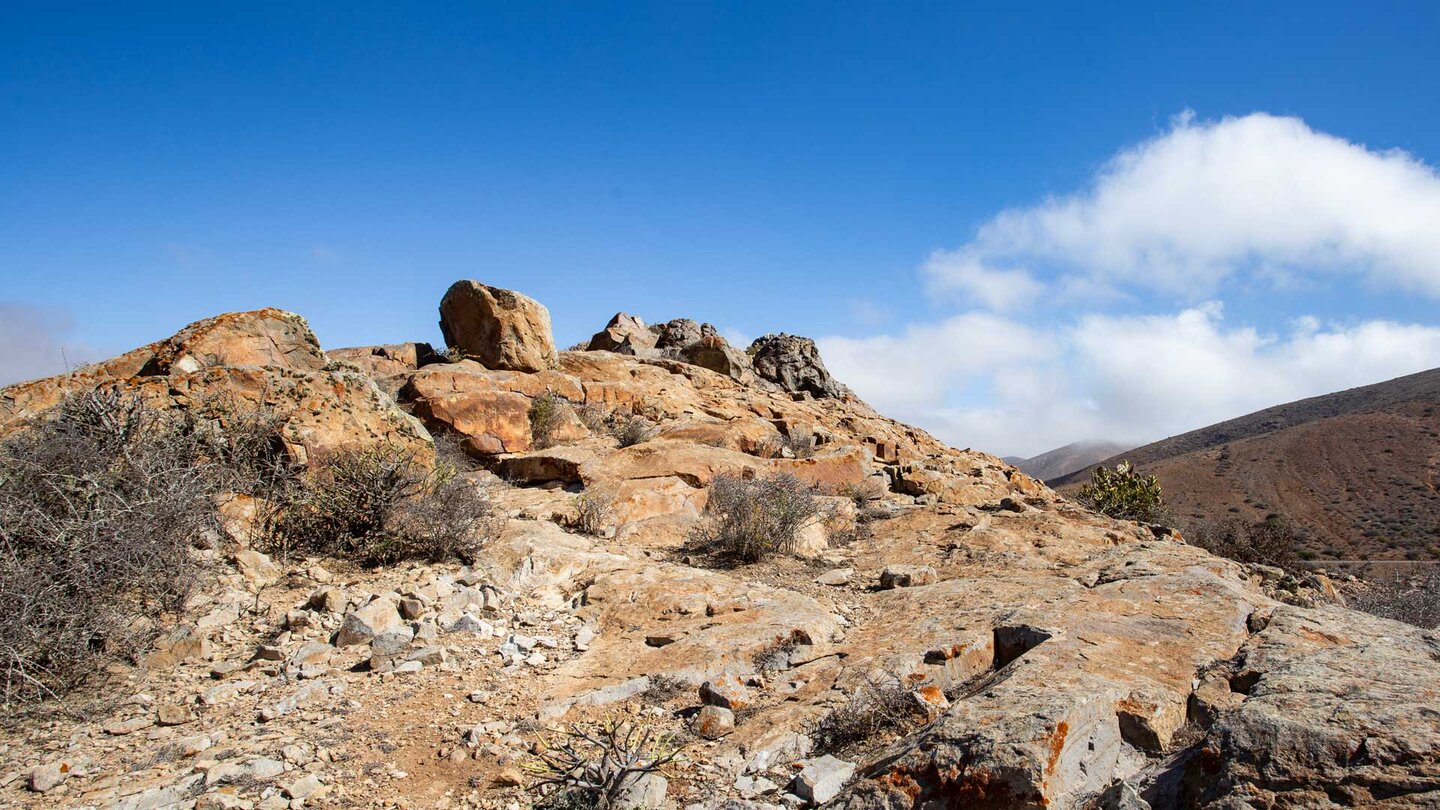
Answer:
[
  {"xmin": 3, "ymin": 282, "xmax": 1437, "ymax": 810},
  {"xmin": 0, "ymin": 308, "xmax": 432, "ymax": 466},
  {"xmin": 438, "ymin": 280, "xmax": 558, "ymax": 372},
  {"xmin": 585, "ymin": 312, "xmax": 659, "ymax": 356},
  {"xmin": 749, "ymin": 333, "xmax": 849, "ymax": 399}
]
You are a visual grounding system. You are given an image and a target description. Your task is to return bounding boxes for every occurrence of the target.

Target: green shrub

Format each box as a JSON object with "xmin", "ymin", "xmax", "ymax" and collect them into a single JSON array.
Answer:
[{"xmin": 1077, "ymin": 460, "xmax": 1169, "ymax": 524}]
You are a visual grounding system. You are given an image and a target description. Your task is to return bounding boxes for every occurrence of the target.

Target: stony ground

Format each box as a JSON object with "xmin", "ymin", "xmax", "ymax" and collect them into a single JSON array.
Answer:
[{"xmin": 3, "ymin": 299, "xmax": 1439, "ymax": 809}]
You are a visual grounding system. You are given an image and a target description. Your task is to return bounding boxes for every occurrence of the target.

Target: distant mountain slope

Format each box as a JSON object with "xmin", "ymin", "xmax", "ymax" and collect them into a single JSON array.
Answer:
[
  {"xmin": 1053, "ymin": 368, "xmax": 1440, "ymax": 561},
  {"xmin": 1010, "ymin": 440, "xmax": 1132, "ymax": 482}
]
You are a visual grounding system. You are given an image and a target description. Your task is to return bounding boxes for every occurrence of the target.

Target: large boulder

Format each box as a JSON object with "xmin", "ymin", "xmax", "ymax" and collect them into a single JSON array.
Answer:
[
  {"xmin": 438, "ymin": 281, "xmax": 558, "ymax": 372},
  {"xmin": 654, "ymin": 318, "xmax": 715, "ymax": 351},
  {"xmin": 586, "ymin": 313, "xmax": 658, "ymax": 356},
  {"xmin": 748, "ymin": 333, "xmax": 848, "ymax": 399},
  {"xmin": 681, "ymin": 335, "xmax": 754, "ymax": 384}
]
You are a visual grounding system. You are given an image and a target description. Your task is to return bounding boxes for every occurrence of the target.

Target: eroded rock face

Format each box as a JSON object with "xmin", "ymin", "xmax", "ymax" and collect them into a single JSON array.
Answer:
[
  {"xmin": 1175, "ymin": 606, "xmax": 1440, "ymax": 807},
  {"xmin": 439, "ymin": 280, "xmax": 558, "ymax": 372},
  {"xmin": 0, "ymin": 310, "xmax": 432, "ymax": 466},
  {"xmin": 682, "ymin": 336, "xmax": 755, "ymax": 384},
  {"xmin": 587, "ymin": 313, "xmax": 659, "ymax": 355},
  {"xmin": 748, "ymin": 333, "xmax": 848, "ymax": 399},
  {"xmin": 654, "ymin": 318, "xmax": 715, "ymax": 351}
]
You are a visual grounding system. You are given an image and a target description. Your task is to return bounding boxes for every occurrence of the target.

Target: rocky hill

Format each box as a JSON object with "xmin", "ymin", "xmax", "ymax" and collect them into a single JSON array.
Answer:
[
  {"xmin": 1006, "ymin": 441, "xmax": 1134, "ymax": 483},
  {"xmin": 2, "ymin": 283, "xmax": 1438, "ymax": 810},
  {"xmin": 1051, "ymin": 369, "xmax": 1440, "ymax": 561}
]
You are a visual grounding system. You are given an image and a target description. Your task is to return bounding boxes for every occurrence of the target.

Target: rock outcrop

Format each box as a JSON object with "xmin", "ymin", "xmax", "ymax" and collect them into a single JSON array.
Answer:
[
  {"xmin": 749, "ymin": 333, "xmax": 848, "ymax": 399},
  {"xmin": 4, "ymin": 283, "xmax": 1438, "ymax": 810},
  {"xmin": 439, "ymin": 280, "xmax": 558, "ymax": 372},
  {"xmin": 586, "ymin": 312, "xmax": 659, "ymax": 356},
  {"xmin": 0, "ymin": 309, "xmax": 432, "ymax": 466}
]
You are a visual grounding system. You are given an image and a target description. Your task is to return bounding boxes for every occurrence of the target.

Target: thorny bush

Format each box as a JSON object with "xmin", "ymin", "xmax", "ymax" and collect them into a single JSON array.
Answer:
[
  {"xmin": 263, "ymin": 443, "xmax": 499, "ymax": 567},
  {"xmin": 0, "ymin": 389, "xmax": 214, "ymax": 703},
  {"xmin": 528, "ymin": 720, "xmax": 681, "ymax": 809},
  {"xmin": 690, "ymin": 472, "xmax": 822, "ymax": 563}
]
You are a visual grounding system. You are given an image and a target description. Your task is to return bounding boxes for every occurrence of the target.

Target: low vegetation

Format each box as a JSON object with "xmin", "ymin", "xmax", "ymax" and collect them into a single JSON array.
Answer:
[
  {"xmin": 611, "ymin": 415, "xmax": 656, "ymax": 448},
  {"xmin": 0, "ymin": 387, "xmax": 498, "ymax": 704},
  {"xmin": 261, "ymin": 443, "xmax": 498, "ymax": 567},
  {"xmin": 689, "ymin": 472, "xmax": 822, "ymax": 562},
  {"xmin": 1348, "ymin": 570, "xmax": 1439, "ymax": 629},
  {"xmin": 530, "ymin": 390, "xmax": 570, "ymax": 449},
  {"xmin": 570, "ymin": 492, "xmax": 614, "ymax": 537},
  {"xmin": 1077, "ymin": 460, "xmax": 1170, "ymax": 524},
  {"xmin": 811, "ymin": 674, "xmax": 929, "ymax": 755},
  {"xmin": 0, "ymin": 390, "xmax": 213, "ymax": 703},
  {"xmin": 529, "ymin": 720, "xmax": 681, "ymax": 809},
  {"xmin": 1188, "ymin": 515, "xmax": 1301, "ymax": 570}
]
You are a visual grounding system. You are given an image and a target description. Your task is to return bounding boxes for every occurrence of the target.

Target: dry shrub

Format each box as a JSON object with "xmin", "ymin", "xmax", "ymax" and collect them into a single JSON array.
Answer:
[
  {"xmin": 690, "ymin": 472, "xmax": 821, "ymax": 563},
  {"xmin": 570, "ymin": 492, "xmax": 613, "ymax": 537},
  {"xmin": 1349, "ymin": 570, "xmax": 1439, "ymax": 629},
  {"xmin": 836, "ymin": 478, "xmax": 887, "ymax": 508},
  {"xmin": 811, "ymin": 673, "xmax": 929, "ymax": 755},
  {"xmin": 529, "ymin": 719, "xmax": 681, "ymax": 809},
  {"xmin": 0, "ymin": 389, "xmax": 213, "ymax": 703},
  {"xmin": 1189, "ymin": 515, "xmax": 1300, "ymax": 571},
  {"xmin": 264, "ymin": 444, "xmax": 499, "ymax": 566},
  {"xmin": 530, "ymin": 391, "xmax": 570, "ymax": 449},
  {"xmin": 611, "ymin": 416, "xmax": 655, "ymax": 449},
  {"xmin": 574, "ymin": 402, "xmax": 611, "ymax": 433}
]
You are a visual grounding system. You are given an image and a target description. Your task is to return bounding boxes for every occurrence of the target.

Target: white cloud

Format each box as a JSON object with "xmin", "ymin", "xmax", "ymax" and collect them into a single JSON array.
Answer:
[
  {"xmin": 922, "ymin": 250, "xmax": 1045, "ymax": 311},
  {"xmin": 957, "ymin": 111, "xmax": 1440, "ymax": 300},
  {"xmin": 0, "ymin": 304, "xmax": 107, "ymax": 388},
  {"xmin": 821, "ymin": 313, "xmax": 1050, "ymax": 416},
  {"xmin": 821, "ymin": 305, "xmax": 1440, "ymax": 458}
]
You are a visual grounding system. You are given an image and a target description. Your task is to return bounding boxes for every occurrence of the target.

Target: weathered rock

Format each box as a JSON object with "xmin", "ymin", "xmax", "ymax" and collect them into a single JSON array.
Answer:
[
  {"xmin": 789, "ymin": 756, "xmax": 856, "ymax": 805},
  {"xmin": 654, "ymin": 318, "xmax": 714, "ymax": 351},
  {"xmin": 588, "ymin": 313, "xmax": 659, "ymax": 355},
  {"xmin": 438, "ymin": 280, "xmax": 558, "ymax": 372},
  {"xmin": 232, "ymin": 549, "xmax": 280, "ymax": 586},
  {"xmin": 700, "ymin": 674, "xmax": 753, "ymax": 711},
  {"xmin": 1, "ymin": 310, "xmax": 433, "ymax": 468},
  {"xmin": 328, "ymin": 342, "xmax": 438, "ymax": 378},
  {"xmin": 1177, "ymin": 606, "xmax": 1440, "ymax": 807},
  {"xmin": 748, "ymin": 333, "xmax": 847, "ymax": 399},
  {"xmin": 335, "ymin": 595, "xmax": 404, "ymax": 647},
  {"xmin": 615, "ymin": 772, "xmax": 669, "ymax": 810},
  {"xmin": 156, "ymin": 703, "xmax": 196, "ymax": 726},
  {"xmin": 306, "ymin": 585, "xmax": 347, "ymax": 614},
  {"xmin": 878, "ymin": 564, "xmax": 937, "ymax": 589},
  {"xmin": 27, "ymin": 761, "xmax": 71, "ymax": 793},
  {"xmin": 682, "ymin": 335, "xmax": 754, "ymax": 383},
  {"xmin": 693, "ymin": 705, "xmax": 736, "ymax": 739}
]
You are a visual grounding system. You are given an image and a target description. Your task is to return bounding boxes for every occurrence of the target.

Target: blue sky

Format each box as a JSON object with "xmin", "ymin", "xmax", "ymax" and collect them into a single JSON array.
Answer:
[{"xmin": 5, "ymin": 2, "xmax": 1440, "ymax": 456}]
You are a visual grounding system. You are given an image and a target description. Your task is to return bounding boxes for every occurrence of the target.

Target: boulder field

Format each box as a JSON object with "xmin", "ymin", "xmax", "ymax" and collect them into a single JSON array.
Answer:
[{"xmin": 1, "ymin": 282, "xmax": 1437, "ymax": 810}]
